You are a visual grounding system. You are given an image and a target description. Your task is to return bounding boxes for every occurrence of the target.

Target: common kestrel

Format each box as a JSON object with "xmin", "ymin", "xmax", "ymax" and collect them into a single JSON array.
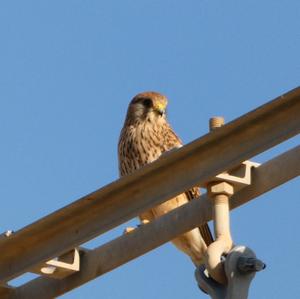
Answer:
[{"xmin": 118, "ymin": 91, "xmax": 212, "ymax": 265}]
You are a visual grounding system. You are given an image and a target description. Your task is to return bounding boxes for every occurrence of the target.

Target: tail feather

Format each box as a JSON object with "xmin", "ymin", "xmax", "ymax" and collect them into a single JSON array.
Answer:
[{"xmin": 199, "ymin": 223, "xmax": 213, "ymax": 246}]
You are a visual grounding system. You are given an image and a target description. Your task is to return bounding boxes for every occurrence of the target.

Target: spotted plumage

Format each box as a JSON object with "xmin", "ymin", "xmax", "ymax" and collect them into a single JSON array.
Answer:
[{"xmin": 118, "ymin": 91, "xmax": 212, "ymax": 265}]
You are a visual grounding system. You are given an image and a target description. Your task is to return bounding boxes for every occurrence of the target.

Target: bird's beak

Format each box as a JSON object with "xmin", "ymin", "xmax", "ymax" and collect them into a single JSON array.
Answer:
[{"xmin": 154, "ymin": 102, "xmax": 166, "ymax": 116}]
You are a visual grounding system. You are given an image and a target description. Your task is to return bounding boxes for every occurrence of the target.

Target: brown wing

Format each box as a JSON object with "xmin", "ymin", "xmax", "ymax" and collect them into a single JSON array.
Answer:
[
  {"xmin": 163, "ymin": 124, "xmax": 213, "ymax": 245},
  {"xmin": 185, "ymin": 187, "xmax": 213, "ymax": 246}
]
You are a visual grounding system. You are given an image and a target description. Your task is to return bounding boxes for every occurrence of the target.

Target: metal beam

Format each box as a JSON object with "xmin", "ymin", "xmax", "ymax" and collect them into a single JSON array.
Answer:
[
  {"xmin": 0, "ymin": 286, "xmax": 14, "ymax": 299},
  {"xmin": 0, "ymin": 87, "xmax": 299, "ymax": 282},
  {"xmin": 12, "ymin": 146, "xmax": 300, "ymax": 299}
]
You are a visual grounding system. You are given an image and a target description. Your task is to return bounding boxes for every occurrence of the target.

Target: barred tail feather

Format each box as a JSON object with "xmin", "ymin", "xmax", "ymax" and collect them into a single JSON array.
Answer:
[{"xmin": 199, "ymin": 223, "xmax": 213, "ymax": 246}]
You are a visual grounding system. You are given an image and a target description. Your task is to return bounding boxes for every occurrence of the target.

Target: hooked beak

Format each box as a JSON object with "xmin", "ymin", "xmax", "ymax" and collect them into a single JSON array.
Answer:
[{"xmin": 154, "ymin": 102, "xmax": 166, "ymax": 116}]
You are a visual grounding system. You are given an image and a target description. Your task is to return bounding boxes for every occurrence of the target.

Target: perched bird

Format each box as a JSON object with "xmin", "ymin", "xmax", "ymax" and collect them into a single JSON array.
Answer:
[{"xmin": 118, "ymin": 91, "xmax": 212, "ymax": 266}]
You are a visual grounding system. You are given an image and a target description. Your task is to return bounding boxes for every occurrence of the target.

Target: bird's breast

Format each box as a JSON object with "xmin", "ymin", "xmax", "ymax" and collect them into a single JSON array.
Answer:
[{"xmin": 118, "ymin": 125, "xmax": 164, "ymax": 176}]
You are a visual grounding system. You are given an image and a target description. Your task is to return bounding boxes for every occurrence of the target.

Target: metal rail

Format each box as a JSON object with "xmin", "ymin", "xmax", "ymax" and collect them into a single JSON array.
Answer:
[
  {"xmin": 0, "ymin": 87, "xmax": 299, "ymax": 283},
  {"xmin": 6, "ymin": 146, "xmax": 299, "ymax": 299}
]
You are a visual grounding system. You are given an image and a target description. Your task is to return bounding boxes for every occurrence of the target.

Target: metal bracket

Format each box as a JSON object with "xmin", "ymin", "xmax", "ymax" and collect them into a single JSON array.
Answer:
[
  {"xmin": 1, "ymin": 230, "xmax": 80, "ymax": 280},
  {"xmin": 201, "ymin": 160, "xmax": 260, "ymax": 192},
  {"xmin": 195, "ymin": 246, "xmax": 265, "ymax": 299},
  {"xmin": 30, "ymin": 248, "xmax": 80, "ymax": 279}
]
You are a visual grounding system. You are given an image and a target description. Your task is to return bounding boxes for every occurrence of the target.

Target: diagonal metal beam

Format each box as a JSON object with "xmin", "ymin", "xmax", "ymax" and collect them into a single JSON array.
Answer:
[
  {"xmin": 0, "ymin": 285, "xmax": 14, "ymax": 299},
  {"xmin": 11, "ymin": 146, "xmax": 300, "ymax": 299},
  {"xmin": 0, "ymin": 87, "xmax": 299, "ymax": 283}
]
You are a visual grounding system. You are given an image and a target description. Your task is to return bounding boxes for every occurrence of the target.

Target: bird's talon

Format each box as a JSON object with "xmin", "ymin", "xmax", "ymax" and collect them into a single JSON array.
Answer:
[
  {"xmin": 123, "ymin": 227, "xmax": 136, "ymax": 234},
  {"xmin": 137, "ymin": 219, "xmax": 150, "ymax": 228}
]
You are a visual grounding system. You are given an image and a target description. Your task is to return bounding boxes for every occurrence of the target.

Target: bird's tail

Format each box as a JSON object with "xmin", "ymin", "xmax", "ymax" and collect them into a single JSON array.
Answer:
[{"xmin": 199, "ymin": 223, "xmax": 214, "ymax": 246}]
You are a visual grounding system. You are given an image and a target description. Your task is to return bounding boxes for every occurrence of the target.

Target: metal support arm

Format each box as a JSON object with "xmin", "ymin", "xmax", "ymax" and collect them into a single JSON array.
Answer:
[
  {"xmin": 0, "ymin": 87, "xmax": 298, "ymax": 283},
  {"xmin": 4, "ymin": 146, "xmax": 298, "ymax": 299}
]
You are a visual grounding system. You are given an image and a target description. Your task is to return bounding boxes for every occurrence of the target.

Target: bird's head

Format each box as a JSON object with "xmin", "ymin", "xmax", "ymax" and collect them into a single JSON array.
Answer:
[{"xmin": 125, "ymin": 91, "xmax": 168, "ymax": 124}]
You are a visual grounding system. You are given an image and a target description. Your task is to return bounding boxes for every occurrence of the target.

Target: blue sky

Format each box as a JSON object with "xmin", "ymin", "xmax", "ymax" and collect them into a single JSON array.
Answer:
[{"xmin": 0, "ymin": 1, "xmax": 299, "ymax": 298}]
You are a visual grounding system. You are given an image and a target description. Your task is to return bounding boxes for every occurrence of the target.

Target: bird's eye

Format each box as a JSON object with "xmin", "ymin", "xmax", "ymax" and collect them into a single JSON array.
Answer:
[{"xmin": 142, "ymin": 98, "xmax": 153, "ymax": 108}]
